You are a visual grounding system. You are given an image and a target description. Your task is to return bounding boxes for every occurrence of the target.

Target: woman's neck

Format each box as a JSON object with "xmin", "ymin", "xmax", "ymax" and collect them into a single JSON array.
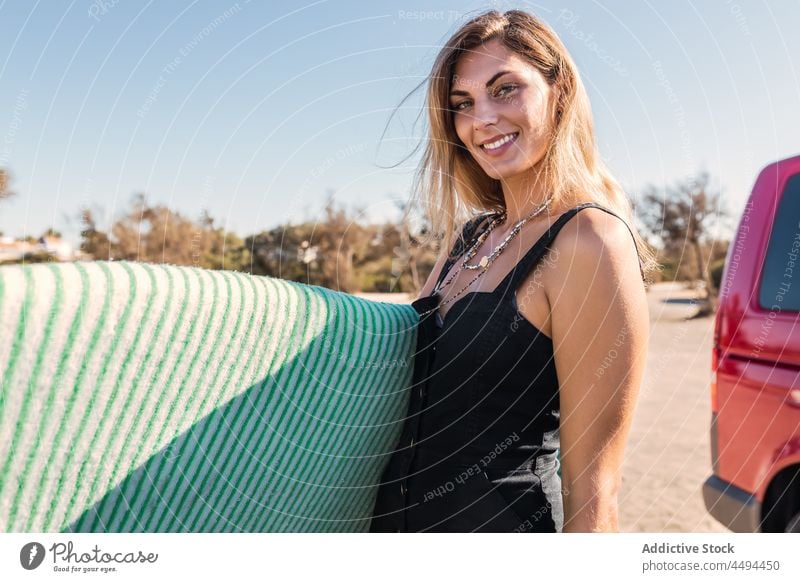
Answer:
[{"xmin": 500, "ymin": 170, "xmax": 551, "ymax": 223}]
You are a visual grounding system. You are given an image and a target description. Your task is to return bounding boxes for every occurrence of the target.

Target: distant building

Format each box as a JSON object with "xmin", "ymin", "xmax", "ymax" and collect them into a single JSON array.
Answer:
[
  {"xmin": 0, "ymin": 236, "xmax": 34, "ymax": 263},
  {"xmin": 39, "ymin": 235, "xmax": 74, "ymax": 261},
  {"xmin": 0, "ymin": 234, "xmax": 76, "ymax": 263}
]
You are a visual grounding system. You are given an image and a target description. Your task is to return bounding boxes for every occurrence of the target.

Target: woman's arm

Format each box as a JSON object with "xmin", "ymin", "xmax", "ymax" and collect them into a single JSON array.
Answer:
[{"xmin": 546, "ymin": 208, "xmax": 649, "ymax": 532}]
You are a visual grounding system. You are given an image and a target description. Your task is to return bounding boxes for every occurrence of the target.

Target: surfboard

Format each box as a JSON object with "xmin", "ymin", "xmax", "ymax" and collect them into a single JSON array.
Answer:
[{"xmin": 0, "ymin": 261, "xmax": 416, "ymax": 532}]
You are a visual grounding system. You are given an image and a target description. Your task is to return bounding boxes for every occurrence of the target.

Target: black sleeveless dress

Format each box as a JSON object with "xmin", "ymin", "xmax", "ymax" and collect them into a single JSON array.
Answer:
[{"xmin": 369, "ymin": 202, "xmax": 635, "ymax": 532}]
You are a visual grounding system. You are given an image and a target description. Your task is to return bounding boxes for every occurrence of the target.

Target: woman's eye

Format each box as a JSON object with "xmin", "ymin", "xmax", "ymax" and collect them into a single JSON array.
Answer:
[
  {"xmin": 494, "ymin": 84, "xmax": 517, "ymax": 99},
  {"xmin": 451, "ymin": 101, "xmax": 471, "ymax": 112}
]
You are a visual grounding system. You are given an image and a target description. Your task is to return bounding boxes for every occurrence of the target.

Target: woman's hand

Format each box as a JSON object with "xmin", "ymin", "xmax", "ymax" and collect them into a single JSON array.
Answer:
[{"xmin": 546, "ymin": 208, "xmax": 649, "ymax": 532}]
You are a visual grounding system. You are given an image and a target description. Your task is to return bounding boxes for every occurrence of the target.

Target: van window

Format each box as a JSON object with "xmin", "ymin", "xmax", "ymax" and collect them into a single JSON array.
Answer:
[{"xmin": 759, "ymin": 173, "xmax": 800, "ymax": 311}]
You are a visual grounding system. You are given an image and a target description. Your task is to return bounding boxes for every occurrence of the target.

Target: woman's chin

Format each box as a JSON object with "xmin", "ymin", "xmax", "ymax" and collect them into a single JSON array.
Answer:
[{"xmin": 479, "ymin": 163, "xmax": 531, "ymax": 182}]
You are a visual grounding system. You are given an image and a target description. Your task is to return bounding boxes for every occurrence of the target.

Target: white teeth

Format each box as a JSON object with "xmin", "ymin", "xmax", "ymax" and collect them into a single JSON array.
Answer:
[{"xmin": 481, "ymin": 133, "xmax": 517, "ymax": 150}]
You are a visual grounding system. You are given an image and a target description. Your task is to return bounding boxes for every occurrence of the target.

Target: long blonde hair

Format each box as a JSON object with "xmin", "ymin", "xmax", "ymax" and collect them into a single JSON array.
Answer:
[{"xmin": 411, "ymin": 9, "xmax": 654, "ymax": 275}]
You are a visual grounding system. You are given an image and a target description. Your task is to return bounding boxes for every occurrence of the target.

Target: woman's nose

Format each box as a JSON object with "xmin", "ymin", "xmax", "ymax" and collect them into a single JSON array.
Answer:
[{"xmin": 471, "ymin": 99, "xmax": 499, "ymax": 130}]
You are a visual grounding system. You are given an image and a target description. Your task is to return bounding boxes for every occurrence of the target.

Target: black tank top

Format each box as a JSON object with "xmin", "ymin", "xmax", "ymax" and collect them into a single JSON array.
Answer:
[{"xmin": 369, "ymin": 202, "xmax": 640, "ymax": 532}]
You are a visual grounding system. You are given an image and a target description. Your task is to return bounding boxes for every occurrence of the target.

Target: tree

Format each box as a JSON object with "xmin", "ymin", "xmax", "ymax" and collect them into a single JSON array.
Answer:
[
  {"xmin": 308, "ymin": 196, "xmax": 373, "ymax": 293},
  {"xmin": 79, "ymin": 194, "xmax": 250, "ymax": 271},
  {"xmin": 72, "ymin": 190, "xmax": 447, "ymax": 294},
  {"xmin": 245, "ymin": 222, "xmax": 316, "ymax": 281},
  {"xmin": 0, "ymin": 169, "xmax": 14, "ymax": 202},
  {"xmin": 385, "ymin": 199, "xmax": 440, "ymax": 295},
  {"xmin": 80, "ymin": 209, "xmax": 113, "ymax": 260},
  {"xmin": 201, "ymin": 215, "xmax": 251, "ymax": 272},
  {"xmin": 638, "ymin": 172, "xmax": 726, "ymax": 315}
]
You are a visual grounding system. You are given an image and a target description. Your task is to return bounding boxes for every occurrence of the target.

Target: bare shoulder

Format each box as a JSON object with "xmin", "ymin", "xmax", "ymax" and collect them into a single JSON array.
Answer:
[
  {"xmin": 555, "ymin": 206, "xmax": 637, "ymax": 255},
  {"xmin": 542, "ymin": 206, "xmax": 645, "ymax": 311}
]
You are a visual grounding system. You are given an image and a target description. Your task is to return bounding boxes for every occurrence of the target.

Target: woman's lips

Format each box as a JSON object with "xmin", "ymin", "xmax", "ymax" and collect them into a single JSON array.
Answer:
[{"xmin": 478, "ymin": 132, "xmax": 519, "ymax": 157}]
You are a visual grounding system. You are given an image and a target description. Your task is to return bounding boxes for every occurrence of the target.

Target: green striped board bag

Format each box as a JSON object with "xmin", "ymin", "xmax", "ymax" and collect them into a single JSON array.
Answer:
[{"xmin": 0, "ymin": 261, "xmax": 416, "ymax": 532}]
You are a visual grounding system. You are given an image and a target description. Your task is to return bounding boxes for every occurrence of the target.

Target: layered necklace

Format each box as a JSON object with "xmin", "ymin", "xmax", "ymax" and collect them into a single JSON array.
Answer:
[{"xmin": 420, "ymin": 195, "xmax": 553, "ymax": 318}]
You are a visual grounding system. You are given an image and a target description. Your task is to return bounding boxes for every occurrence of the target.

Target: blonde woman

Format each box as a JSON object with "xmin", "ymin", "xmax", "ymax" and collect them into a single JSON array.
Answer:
[{"xmin": 370, "ymin": 9, "xmax": 652, "ymax": 533}]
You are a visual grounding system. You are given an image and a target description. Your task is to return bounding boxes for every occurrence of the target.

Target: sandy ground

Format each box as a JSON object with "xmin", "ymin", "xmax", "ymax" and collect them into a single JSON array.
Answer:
[
  {"xmin": 620, "ymin": 283, "xmax": 726, "ymax": 532},
  {"xmin": 356, "ymin": 282, "xmax": 728, "ymax": 532}
]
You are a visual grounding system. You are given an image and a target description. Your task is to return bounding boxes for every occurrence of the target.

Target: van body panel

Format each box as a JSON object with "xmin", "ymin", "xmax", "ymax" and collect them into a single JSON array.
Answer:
[{"xmin": 705, "ymin": 155, "xmax": 800, "ymax": 531}]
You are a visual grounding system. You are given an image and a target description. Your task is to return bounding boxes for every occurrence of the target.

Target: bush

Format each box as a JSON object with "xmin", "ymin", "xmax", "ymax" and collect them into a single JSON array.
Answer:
[{"xmin": 710, "ymin": 258, "xmax": 726, "ymax": 291}]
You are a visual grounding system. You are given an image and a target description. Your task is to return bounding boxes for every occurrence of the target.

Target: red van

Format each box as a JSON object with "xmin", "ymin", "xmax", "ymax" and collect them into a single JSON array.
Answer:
[{"xmin": 703, "ymin": 154, "xmax": 800, "ymax": 532}]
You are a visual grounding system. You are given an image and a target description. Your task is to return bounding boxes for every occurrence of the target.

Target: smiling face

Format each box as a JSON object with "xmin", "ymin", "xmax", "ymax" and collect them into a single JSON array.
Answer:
[{"xmin": 449, "ymin": 39, "xmax": 557, "ymax": 182}]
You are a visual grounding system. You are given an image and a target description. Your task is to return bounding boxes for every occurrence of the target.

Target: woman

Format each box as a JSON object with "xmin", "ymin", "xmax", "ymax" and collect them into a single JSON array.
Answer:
[{"xmin": 370, "ymin": 9, "xmax": 652, "ymax": 533}]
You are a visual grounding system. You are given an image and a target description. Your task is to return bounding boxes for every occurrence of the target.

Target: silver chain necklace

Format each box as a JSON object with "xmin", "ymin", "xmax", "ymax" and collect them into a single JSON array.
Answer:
[{"xmin": 420, "ymin": 196, "xmax": 553, "ymax": 318}]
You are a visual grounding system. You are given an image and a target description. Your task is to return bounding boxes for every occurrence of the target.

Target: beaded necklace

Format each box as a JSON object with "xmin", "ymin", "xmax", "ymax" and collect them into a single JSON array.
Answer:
[{"xmin": 419, "ymin": 196, "xmax": 553, "ymax": 318}]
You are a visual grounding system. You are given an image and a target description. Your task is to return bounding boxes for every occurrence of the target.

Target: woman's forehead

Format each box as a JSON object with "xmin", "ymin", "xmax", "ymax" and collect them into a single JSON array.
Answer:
[{"xmin": 452, "ymin": 41, "xmax": 529, "ymax": 87}]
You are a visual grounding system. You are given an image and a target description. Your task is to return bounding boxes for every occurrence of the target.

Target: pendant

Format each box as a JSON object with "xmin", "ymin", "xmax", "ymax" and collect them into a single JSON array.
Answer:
[{"xmin": 479, "ymin": 255, "xmax": 489, "ymax": 268}]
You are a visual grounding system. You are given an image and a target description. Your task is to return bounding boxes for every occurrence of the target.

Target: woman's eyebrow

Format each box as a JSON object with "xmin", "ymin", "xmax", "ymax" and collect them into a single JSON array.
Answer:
[{"xmin": 449, "ymin": 70, "xmax": 513, "ymax": 97}]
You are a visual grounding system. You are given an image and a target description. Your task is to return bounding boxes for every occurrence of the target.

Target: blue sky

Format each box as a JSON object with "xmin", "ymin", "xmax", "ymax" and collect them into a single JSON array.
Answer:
[{"xmin": 0, "ymin": 0, "xmax": 798, "ymax": 244}]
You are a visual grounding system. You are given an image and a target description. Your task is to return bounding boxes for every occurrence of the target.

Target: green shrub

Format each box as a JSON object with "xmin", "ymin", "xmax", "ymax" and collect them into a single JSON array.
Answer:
[{"xmin": 710, "ymin": 258, "xmax": 726, "ymax": 291}]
